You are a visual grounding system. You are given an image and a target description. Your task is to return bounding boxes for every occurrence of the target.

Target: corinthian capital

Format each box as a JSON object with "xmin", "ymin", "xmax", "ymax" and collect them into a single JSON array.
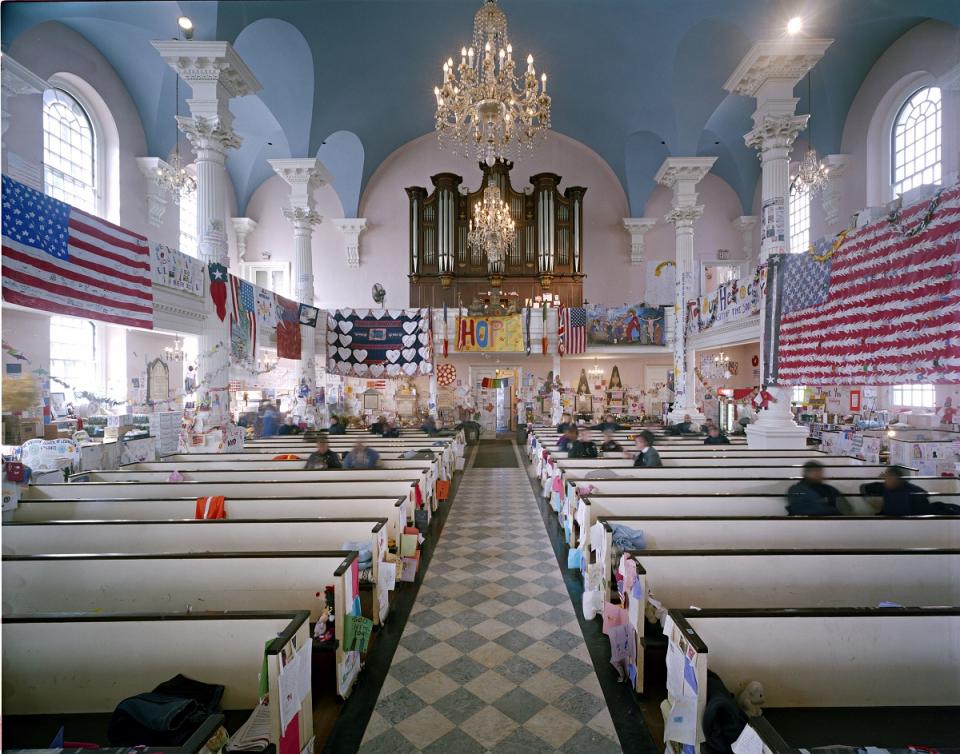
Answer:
[
  {"xmin": 665, "ymin": 205, "xmax": 704, "ymax": 227},
  {"xmin": 745, "ymin": 114, "xmax": 808, "ymax": 154},
  {"xmin": 282, "ymin": 206, "xmax": 323, "ymax": 230},
  {"xmin": 177, "ymin": 115, "xmax": 241, "ymax": 155}
]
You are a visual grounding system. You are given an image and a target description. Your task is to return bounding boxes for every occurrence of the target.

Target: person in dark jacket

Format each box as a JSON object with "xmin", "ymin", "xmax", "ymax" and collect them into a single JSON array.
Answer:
[
  {"xmin": 600, "ymin": 430, "xmax": 622, "ymax": 454},
  {"xmin": 557, "ymin": 426, "xmax": 578, "ymax": 451},
  {"xmin": 786, "ymin": 460, "xmax": 842, "ymax": 516},
  {"xmin": 632, "ymin": 430, "xmax": 663, "ymax": 467},
  {"xmin": 382, "ymin": 419, "xmax": 400, "ymax": 438},
  {"xmin": 421, "ymin": 416, "xmax": 440, "ymax": 436},
  {"xmin": 667, "ymin": 414, "xmax": 695, "ymax": 435},
  {"xmin": 703, "ymin": 426, "xmax": 731, "ymax": 445},
  {"xmin": 277, "ymin": 415, "xmax": 301, "ymax": 435},
  {"xmin": 327, "ymin": 414, "xmax": 347, "ymax": 435},
  {"xmin": 591, "ymin": 413, "xmax": 626, "ymax": 432},
  {"xmin": 568, "ymin": 429, "xmax": 599, "ymax": 459},
  {"xmin": 556, "ymin": 412, "xmax": 574, "ymax": 434},
  {"xmin": 863, "ymin": 466, "xmax": 931, "ymax": 516},
  {"xmin": 369, "ymin": 415, "xmax": 386, "ymax": 435},
  {"xmin": 344, "ymin": 441, "xmax": 380, "ymax": 469},
  {"xmin": 305, "ymin": 437, "xmax": 343, "ymax": 470}
]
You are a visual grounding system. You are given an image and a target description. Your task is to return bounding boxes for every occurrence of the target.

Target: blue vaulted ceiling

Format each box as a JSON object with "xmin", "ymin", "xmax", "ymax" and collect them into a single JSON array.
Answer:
[{"xmin": 3, "ymin": 1, "xmax": 959, "ymax": 215}]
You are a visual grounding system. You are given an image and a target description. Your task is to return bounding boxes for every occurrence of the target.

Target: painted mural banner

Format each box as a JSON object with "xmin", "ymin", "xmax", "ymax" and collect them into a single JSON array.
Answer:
[
  {"xmin": 585, "ymin": 305, "xmax": 666, "ymax": 346},
  {"xmin": 456, "ymin": 314, "xmax": 524, "ymax": 352},
  {"xmin": 687, "ymin": 269, "xmax": 766, "ymax": 334}
]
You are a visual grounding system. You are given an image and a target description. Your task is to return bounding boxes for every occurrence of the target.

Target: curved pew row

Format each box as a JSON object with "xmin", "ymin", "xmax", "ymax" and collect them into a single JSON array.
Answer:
[
  {"xmin": 3, "ymin": 610, "xmax": 313, "ymax": 750},
  {"xmin": 3, "ymin": 551, "xmax": 366, "ymax": 701},
  {"xmin": 2, "ymin": 517, "xmax": 394, "ymax": 625},
  {"xmin": 666, "ymin": 608, "xmax": 960, "ymax": 753}
]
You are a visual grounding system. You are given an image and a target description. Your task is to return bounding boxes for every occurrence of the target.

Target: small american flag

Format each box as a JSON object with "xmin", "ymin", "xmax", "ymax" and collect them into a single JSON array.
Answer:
[
  {"xmin": 560, "ymin": 305, "xmax": 586, "ymax": 355},
  {"xmin": 229, "ymin": 275, "xmax": 257, "ymax": 354},
  {"xmin": 2, "ymin": 176, "xmax": 152, "ymax": 328},
  {"xmin": 773, "ymin": 183, "xmax": 960, "ymax": 384}
]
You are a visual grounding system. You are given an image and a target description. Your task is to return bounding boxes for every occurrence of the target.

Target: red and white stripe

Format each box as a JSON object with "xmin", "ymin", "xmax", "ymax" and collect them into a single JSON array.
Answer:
[
  {"xmin": 777, "ymin": 184, "xmax": 960, "ymax": 384},
  {"xmin": 2, "ymin": 206, "xmax": 152, "ymax": 329},
  {"xmin": 557, "ymin": 305, "xmax": 566, "ymax": 356}
]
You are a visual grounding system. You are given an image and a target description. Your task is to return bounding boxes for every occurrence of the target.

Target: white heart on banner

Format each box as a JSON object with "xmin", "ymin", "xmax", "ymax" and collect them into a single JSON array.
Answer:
[
  {"xmin": 337, "ymin": 347, "xmax": 352, "ymax": 360},
  {"xmin": 419, "ymin": 318, "xmax": 430, "ymax": 332},
  {"xmin": 353, "ymin": 363, "xmax": 369, "ymax": 376},
  {"xmin": 337, "ymin": 361, "xmax": 353, "ymax": 375},
  {"xmin": 402, "ymin": 362, "xmax": 418, "ymax": 376},
  {"xmin": 327, "ymin": 358, "xmax": 337, "ymax": 372},
  {"xmin": 418, "ymin": 332, "xmax": 430, "ymax": 345},
  {"xmin": 338, "ymin": 320, "xmax": 354, "ymax": 334},
  {"xmin": 386, "ymin": 350, "xmax": 401, "ymax": 364},
  {"xmin": 389, "ymin": 309, "xmax": 403, "ymax": 319},
  {"xmin": 339, "ymin": 334, "xmax": 353, "ymax": 347},
  {"xmin": 370, "ymin": 364, "xmax": 385, "ymax": 378},
  {"xmin": 327, "ymin": 330, "xmax": 338, "ymax": 345},
  {"xmin": 402, "ymin": 334, "xmax": 417, "ymax": 348},
  {"xmin": 419, "ymin": 361, "xmax": 432, "ymax": 375},
  {"xmin": 402, "ymin": 348, "xmax": 417, "ymax": 362},
  {"xmin": 386, "ymin": 363, "xmax": 401, "ymax": 377},
  {"xmin": 356, "ymin": 308, "xmax": 370, "ymax": 319},
  {"xmin": 340, "ymin": 308, "xmax": 354, "ymax": 318},
  {"xmin": 402, "ymin": 321, "xmax": 418, "ymax": 334},
  {"xmin": 418, "ymin": 346, "xmax": 431, "ymax": 360},
  {"xmin": 353, "ymin": 349, "xmax": 368, "ymax": 363}
]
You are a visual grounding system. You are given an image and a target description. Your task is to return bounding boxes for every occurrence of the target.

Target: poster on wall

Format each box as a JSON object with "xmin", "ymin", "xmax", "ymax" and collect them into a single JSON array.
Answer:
[
  {"xmin": 456, "ymin": 314, "xmax": 524, "ymax": 352},
  {"xmin": 328, "ymin": 308, "xmax": 433, "ymax": 377},
  {"xmin": 761, "ymin": 196, "xmax": 786, "ymax": 256},
  {"xmin": 585, "ymin": 305, "xmax": 665, "ymax": 346},
  {"xmin": 151, "ymin": 242, "xmax": 204, "ymax": 296},
  {"xmin": 644, "ymin": 261, "xmax": 676, "ymax": 307}
]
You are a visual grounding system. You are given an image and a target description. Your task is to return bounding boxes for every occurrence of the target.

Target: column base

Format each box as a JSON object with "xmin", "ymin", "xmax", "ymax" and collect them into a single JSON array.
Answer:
[
  {"xmin": 667, "ymin": 405, "xmax": 705, "ymax": 426},
  {"xmin": 745, "ymin": 416, "xmax": 809, "ymax": 449}
]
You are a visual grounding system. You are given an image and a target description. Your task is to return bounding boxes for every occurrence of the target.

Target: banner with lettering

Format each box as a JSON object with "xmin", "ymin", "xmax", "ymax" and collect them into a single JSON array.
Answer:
[
  {"xmin": 456, "ymin": 314, "xmax": 524, "ymax": 352},
  {"xmin": 687, "ymin": 270, "xmax": 765, "ymax": 334}
]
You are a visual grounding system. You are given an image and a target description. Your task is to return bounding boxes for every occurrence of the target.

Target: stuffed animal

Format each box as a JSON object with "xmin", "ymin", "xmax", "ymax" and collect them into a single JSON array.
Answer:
[{"xmin": 737, "ymin": 681, "xmax": 766, "ymax": 717}]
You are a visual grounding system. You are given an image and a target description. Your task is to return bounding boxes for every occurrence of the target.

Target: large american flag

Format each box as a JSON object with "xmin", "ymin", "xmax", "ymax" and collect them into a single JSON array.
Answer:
[
  {"xmin": 773, "ymin": 183, "xmax": 960, "ymax": 384},
  {"xmin": 2, "ymin": 176, "xmax": 152, "ymax": 329},
  {"xmin": 559, "ymin": 305, "xmax": 587, "ymax": 355}
]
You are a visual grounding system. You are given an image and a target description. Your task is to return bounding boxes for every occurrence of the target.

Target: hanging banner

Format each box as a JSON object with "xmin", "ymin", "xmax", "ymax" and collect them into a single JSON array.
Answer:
[
  {"xmin": 327, "ymin": 308, "xmax": 432, "ymax": 377},
  {"xmin": 686, "ymin": 268, "xmax": 766, "ymax": 334},
  {"xmin": 276, "ymin": 297, "xmax": 301, "ymax": 360},
  {"xmin": 761, "ymin": 196, "xmax": 786, "ymax": 256},
  {"xmin": 455, "ymin": 314, "xmax": 524, "ymax": 352},
  {"xmin": 645, "ymin": 260, "xmax": 676, "ymax": 307},
  {"xmin": 585, "ymin": 305, "xmax": 665, "ymax": 346},
  {"xmin": 151, "ymin": 242, "xmax": 204, "ymax": 296}
]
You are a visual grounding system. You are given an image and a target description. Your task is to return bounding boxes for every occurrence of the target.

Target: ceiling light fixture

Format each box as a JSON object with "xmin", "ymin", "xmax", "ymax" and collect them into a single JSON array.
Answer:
[
  {"xmin": 786, "ymin": 16, "xmax": 803, "ymax": 36},
  {"xmin": 156, "ymin": 20, "xmax": 197, "ymax": 204},
  {"xmin": 433, "ymin": 0, "xmax": 552, "ymax": 166},
  {"xmin": 468, "ymin": 184, "xmax": 516, "ymax": 266},
  {"xmin": 177, "ymin": 16, "xmax": 194, "ymax": 39},
  {"xmin": 791, "ymin": 70, "xmax": 830, "ymax": 195}
]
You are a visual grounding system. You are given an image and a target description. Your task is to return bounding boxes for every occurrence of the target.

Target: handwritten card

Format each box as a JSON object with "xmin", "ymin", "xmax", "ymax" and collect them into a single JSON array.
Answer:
[
  {"xmin": 567, "ymin": 549, "xmax": 582, "ymax": 569},
  {"xmin": 344, "ymin": 614, "xmax": 374, "ymax": 653},
  {"xmin": 377, "ymin": 561, "xmax": 397, "ymax": 592},
  {"xmin": 400, "ymin": 533, "xmax": 418, "ymax": 557},
  {"xmin": 608, "ymin": 622, "xmax": 635, "ymax": 664},
  {"xmin": 400, "ymin": 556, "xmax": 417, "ymax": 582},
  {"xmin": 624, "ymin": 557, "xmax": 638, "ymax": 593},
  {"xmin": 601, "ymin": 602, "xmax": 628, "ymax": 635}
]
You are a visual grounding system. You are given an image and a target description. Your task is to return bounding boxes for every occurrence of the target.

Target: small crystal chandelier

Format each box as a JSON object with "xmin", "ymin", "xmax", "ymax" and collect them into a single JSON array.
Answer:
[
  {"xmin": 156, "ymin": 23, "xmax": 197, "ymax": 205},
  {"xmin": 434, "ymin": 0, "xmax": 552, "ymax": 166},
  {"xmin": 791, "ymin": 72, "xmax": 830, "ymax": 194},
  {"xmin": 468, "ymin": 185, "xmax": 516, "ymax": 264},
  {"xmin": 588, "ymin": 363, "xmax": 605, "ymax": 380},
  {"xmin": 163, "ymin": 337, "xmax": 186, "ymax": 362}
]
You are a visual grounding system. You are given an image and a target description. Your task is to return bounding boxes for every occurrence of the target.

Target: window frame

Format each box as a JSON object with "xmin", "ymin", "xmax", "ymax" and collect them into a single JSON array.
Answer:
[
  {"xmin": 49, "ymin": 316, "xmax": 99, "ymax": 403},
  {"xmin": 891, "ymin": 383, "xmax": 935, "ymax": 409},
  {"xmin": 891, "ymin": 86, "xmax": 942, "ymax": 198},
  {"xmin": 178, "ymin": 173, "xmax": 200, "ymax": 258},
  {"xmin": 788, "ymin": 181, "xmax": 810, "ymax": 255},
  {"xmin": 42, "ymin": 87, "xmax": 98, "ymax": 214},
  {"xmin": 241, "ymin": 261, "xmax": 292, "ymax": 298}
]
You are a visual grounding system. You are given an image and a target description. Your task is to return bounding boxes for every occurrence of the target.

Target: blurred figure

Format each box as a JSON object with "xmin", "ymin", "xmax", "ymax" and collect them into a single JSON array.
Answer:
[
  {"xmin": 556, "ymin": 412, "xmax": 574, "ymax": 434},
  {"xmin": 703, "ymin": 426, "xmax": 731, "ymax": 445},
  {"xmin": 421, "ymin": 415, "xmax": 440, "ymax": 436},
  {"xmin": 863, "ymin": 466, "xmax": 931, "ymax": 516},
  {"xmin": 592, "ymin": 413, "xmax": 626, "ymax": 432},
  {"xmin": 259, "ymin": 401, "xmax": 279, "ymax": 437},
  {"xmin": 667, "ymin": 414, "xmax": 694, "ymax": 435},
  {"xmin": 327, "ymin": 414, "xmax": 347, "ymax": 435},
  {"xmin": 557, "ymin": 426, "xmax": 578, "ymax": 451},
  {"xmin": 344, "ymin": 441, "xmax": 380, "ymax": 469},
  {"xmin": 277, "ymin": 415, "xmax": 301, "ymax": 435},
  {"xmin": 632, "ymin": 430, "xmax": 663, "ymax": 468},
  {"xmin": 370, "ymin": 415, "xmax": 387, "ymax": 435},
  {"xmin": 786, "ymin": 460, "xmax": 842, "ymax": 516},
  {"xmin": 600, "ymin": 430, "xmax": 623, "ymax": 454},
  {"xmin": 382, "ymin": 419, "xmax": 400, "ymax": 438},
  {"xmin": 568, "ymin": 428, "xmax": 599, "ymax": 459},
  {"xmin": 305, "ymin": 436, "xmax": 342, "ymax": 470}
]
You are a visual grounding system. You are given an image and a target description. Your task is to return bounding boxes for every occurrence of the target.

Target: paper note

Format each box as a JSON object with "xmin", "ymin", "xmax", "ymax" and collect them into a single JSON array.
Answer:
[
  {"xmin": 400, "ymin": 533, "xmax": 418, "ymax": 557},
  {"xmin": 683, "ymin": 656, "xmax": 699, "ymax": 696},
  {"xmin": 378, "ymin": 585, "xmax": 390, "ymax": 623},
  {"xmin": 624, "ymin": 558, "xmax": 638, "ymax": 593},
  {"xmin": 731, "ymin": 723, "xmax": 765, "ymax": 754},
  {"xmin": 601, "ymin": 602, "xmax": 628, "ymax": 635},
  {"xmin": 377, "ymin": 561, "xmax": 397, "ymax": 592},
  {"xmin": 400, "ymin": 556, "xmax": 417, "ymax": 582},
  {"xmin": 666, "ymin": 641, "xmax": 685, "ymax": 699},
  {"xmin": 608, "ymin": 622, "xmax": 635, "ymax": 664},
  {"xmin": 567, "ymin": 549, "xmax": 582, "ymax": 569},
  {"xmin": 589, "ymin": 522, "xmax": 606, "ymax": 553},
  {"xmin": 294, "ymin": 641, "xmax": 312, "ymax": 705},
  {"xmin": 627, "ymin": 663, "xmax": 638, "ymax": 686},
  {"xmin": 344, "ymin": 614, "xmax": 374, "ymax": 653},
  {"xmin": 278, "ymin": 653, "xmax": 300, "ymax": 730},
  {"xmin": 627, "ymin": 588, "xmax": 643, "ymax": 630},
  {"xmin": 663, "ymin": 696, "xmax": 697, "ymax": 745}
]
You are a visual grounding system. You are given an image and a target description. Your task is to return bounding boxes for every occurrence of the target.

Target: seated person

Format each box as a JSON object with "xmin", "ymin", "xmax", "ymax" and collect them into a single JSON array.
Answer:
[
  {"xmin": 862, "ymin": 466, "xmax": 931, "ymax": 516},
  {"xmin": 369, "ymin": 415, "xmax": 387, "ymax": 435},
  {"xmin": 557, "ymin": 426, "xmax": 578, "ymax": 451},
  {"xmin": 591, "ymin": 413, "xmax": 626, "ymax": 432},
  {"xmin": 666, "ymin": 414, "xmax": 695, "ymax": 435},
  {"xmin": 786, "ymin": 460, "xmax": 842, "ymax": 516},
  {"xmin": 599, "ymin": 430, "xmax": 623, "ymax": 454},
  {"xmin": 703, "ymin": 425, "xmax": 731, "ymax": 445},
  {"xmin": 556, "ymin": 412, "xmax": 574, "ymax": 434},
  {"xmin": 343, "ymin": 441, "xmax": 380, "ymax": 469},
  {"xmin": 700, "ymin": 417, "xmax": 717, "ymax": 434},
  {"xmin": 277, "ymin": 415, "xmax": 301, "ymax": 435},
  {"xmin": 305, "ymin": 437, "xmax": 342, "ymax": 470},
  {"xmin": 568, "ymin": 428, "xmax": 599, "ymax": 459},
  {"xmin": 632, "ymin": 430, "xmax": 663, "ymax": 468},
  {"xmin": 382, "ymin": 419, "xmax": 401, "ymax": 438},
  {"xmin": 421, "ymin": 416, "xmax": 440, "ymax": 436},
  {"xmin": 327, "ymin": 414, "xmax": 347, "ymax": 435}
]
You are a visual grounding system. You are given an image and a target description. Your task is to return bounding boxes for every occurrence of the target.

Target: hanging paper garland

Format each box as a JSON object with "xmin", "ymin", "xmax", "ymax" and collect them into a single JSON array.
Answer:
[
  {"xmin": 654, "ymin": 260, "xmax": 675, "ymax": 277},
  {"xmin": 436, "ymin": 363, "xmax": 456, "ymax": 387},
  {"xmin": 887, "ymin": 187, "xmax": 946, "ymax": 239},
  {"xmin": 808, "ymin": 228, "xmax": 848, "ymax": 263}
]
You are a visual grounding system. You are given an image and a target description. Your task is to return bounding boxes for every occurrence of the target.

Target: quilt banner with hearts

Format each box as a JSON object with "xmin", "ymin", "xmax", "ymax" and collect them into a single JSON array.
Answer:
[{"xmin": 327, "ymin": 308, "xmax": 433, "ymax": 377}]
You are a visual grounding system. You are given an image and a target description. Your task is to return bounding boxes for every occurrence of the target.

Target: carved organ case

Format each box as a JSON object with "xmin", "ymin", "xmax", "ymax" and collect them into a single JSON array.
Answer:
[{"xmin": 406, "ymin": 160, "xmax": 586, "ymax": 307}]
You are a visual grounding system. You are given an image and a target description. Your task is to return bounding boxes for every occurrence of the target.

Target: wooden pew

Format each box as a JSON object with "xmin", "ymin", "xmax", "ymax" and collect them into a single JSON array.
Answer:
[
  {"xmin": 665, "ymin": 607, "xmax": 960, "ymax": 752},
  {"xmin": 3, "ymin": 551, "xmax": 364, "ymax": 701},
  {"xmin": 2, "ymin": 610, "xmax": 312, "ymax": 749},
  {"xmin": 2, "ymin": 517, "xmax": 394, "ymax": 625}
]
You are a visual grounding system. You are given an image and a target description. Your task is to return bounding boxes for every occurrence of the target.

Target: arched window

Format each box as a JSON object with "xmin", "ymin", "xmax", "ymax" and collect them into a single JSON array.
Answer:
[
  {"xmin": 892, "ymin": 86, "xmax": 941, "ymax": 197},
  {"xmin": 788, "ymin": 182, "xmax": 810, "ymax": 254},
  {"xmin": 42, "ymin": 88, "xmax": 97, "ymax": 213}
]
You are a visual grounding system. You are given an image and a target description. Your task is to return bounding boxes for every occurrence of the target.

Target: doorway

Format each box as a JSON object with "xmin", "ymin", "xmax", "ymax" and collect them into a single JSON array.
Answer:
[{"xmin": 470, "ymin": 366, "xmax": 520, "ymax": 437}]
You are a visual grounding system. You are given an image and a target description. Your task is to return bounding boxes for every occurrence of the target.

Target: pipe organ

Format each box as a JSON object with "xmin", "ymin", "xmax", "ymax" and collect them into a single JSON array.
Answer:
[{"xmin": 406, "ymin": 160, "xmax": 586, "ymax": 307}]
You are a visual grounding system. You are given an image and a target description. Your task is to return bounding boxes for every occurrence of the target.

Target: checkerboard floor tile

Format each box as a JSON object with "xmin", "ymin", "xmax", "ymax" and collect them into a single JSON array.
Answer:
[{"xmin": 360, "ymin": 444, "xmax": 622, "ymax": 752}]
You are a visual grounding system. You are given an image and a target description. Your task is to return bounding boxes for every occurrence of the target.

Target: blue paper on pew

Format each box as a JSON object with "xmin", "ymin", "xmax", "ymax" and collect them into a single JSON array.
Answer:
[
  {"xmin": 631, "ymin": 579, "xmax": 642, "ymax": 600},
  {"xmin": 627, "ymin": 663, "xmax": 637, "ymax": 685},
  {"xmin": 683, "ymin": 746, "xmax": 695, "ymax": 754},
  {"xmin": 550, "ymin": 490, "xmax": 562, "ymax": 512},
  {"xmin": 683, "ymin": 656, "xmax": 698, "ymax": 695},
  {"xmin": 567, "ymin": 549, "xmax": 582, "ymax": 569},
  {"xmin": 352, "ymin": 595, "xmax": 362, "ymax": 617},
  {"xmin": 49, "ymin": 727, "xmax": 64, "ymax": 748}
]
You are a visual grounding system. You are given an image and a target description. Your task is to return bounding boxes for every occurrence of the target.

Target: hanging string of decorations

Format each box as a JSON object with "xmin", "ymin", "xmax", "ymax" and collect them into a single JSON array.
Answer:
[
  {"xmin": 887, "ymin": 187, "xmax": 946, "ymax": 239},
  {"xmin": 808, "ymin": 229, "xmax": 848, "ymax": 263}
]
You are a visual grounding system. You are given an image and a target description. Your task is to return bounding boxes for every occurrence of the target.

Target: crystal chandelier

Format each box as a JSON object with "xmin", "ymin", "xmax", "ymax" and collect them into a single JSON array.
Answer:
[
  {"xmin": 156, "ymin": 27, "xmax": 197, "ymax": 205},
  {"xmin": 434, "ymin": 0, "xmax": 552, "ymax": 166},
  {"xmin": 791, "ymin": 72, "xmax": 830, "ymax": 194},
  {"xmin": 163, "ymin": 337, "xmax": 186, "ymax": 362},
  {"xmin": 468, "ymin": 185, "xmax": 516, "ymax": 264}
]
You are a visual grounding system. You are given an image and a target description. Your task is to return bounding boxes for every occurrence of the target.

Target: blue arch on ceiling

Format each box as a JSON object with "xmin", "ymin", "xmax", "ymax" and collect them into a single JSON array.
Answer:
[
  {"xmin": 317, "ymin": 131, "xmax": 364, "ymax": 219},
  {"xmin": 624, "ymin": 130, "xmax": 670, "ymax": 216}
]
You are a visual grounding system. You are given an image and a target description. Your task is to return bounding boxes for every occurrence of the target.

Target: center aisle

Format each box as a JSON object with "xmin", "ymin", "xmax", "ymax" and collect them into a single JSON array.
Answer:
[{"xmin": 359, "ymin": 441, "xmax": 622, "ymax": 753}]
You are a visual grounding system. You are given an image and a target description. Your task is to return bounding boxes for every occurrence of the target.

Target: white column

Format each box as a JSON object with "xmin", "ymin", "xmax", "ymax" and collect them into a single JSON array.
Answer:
[
  {"xmin": 1, "ymin": 53, "xmax": 47, "ymax": 139},
  {"xmin": 153, "ymin": 41, "xmax": 261, "ymax": 428},
  {"xmin": 622, "ymin": 218, "xmax": 657, "ymax": 265},
  {"xmin": 655, "ymin": 157, "xmax": 716, "ymax": 425},
  {"xmin": 725, "ymin": 37, "xmax": 832, "ymax": 448},
  {"xmin": 269, "ymin": 158, "xmax": 333, "ymax": 425},
  {"xmin": 938, "ymin": 63, "xmax": 960, "ymax": 186},
  {"xmin": 732, "ymin": 215, "xmax": 758, "ymax": 269},
  {"xmin": 820, "ymin": 154, "xmax": 850, "ymax": 228},
  {"xmin": 136, "ymin": 157, "xmax": 171, "ymax": 228},
  {"xmin": 231, "ymin": 217, "xmax": 257, "ymax": 263},
  {"xmin": 332, "ymin": 218, "xmax": 369, "ymax": 268}
]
